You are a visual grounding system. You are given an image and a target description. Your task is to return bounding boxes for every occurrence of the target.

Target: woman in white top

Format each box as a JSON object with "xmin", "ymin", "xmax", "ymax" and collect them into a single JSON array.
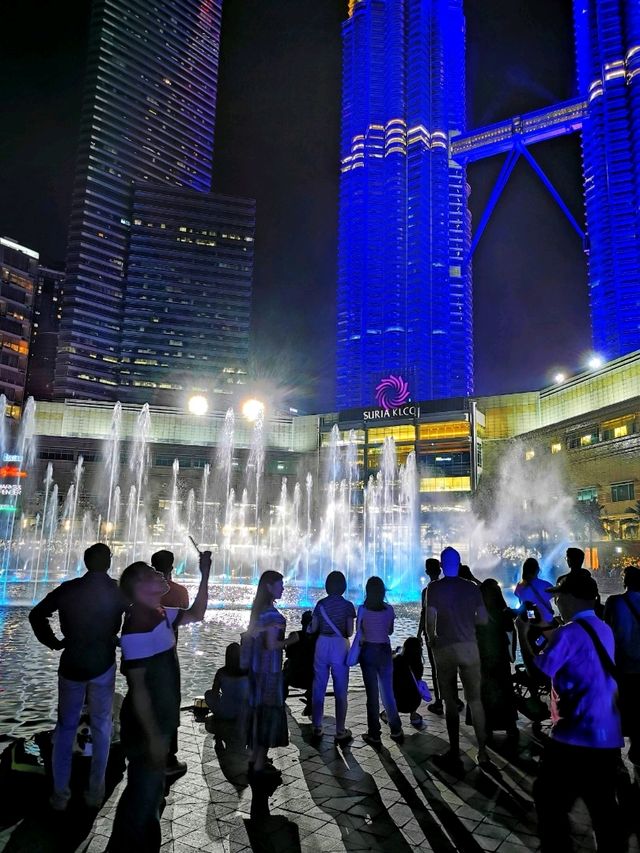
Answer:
[{"xmin": 358, "ymin": 577, "xmax": 404, "ymax": 746}]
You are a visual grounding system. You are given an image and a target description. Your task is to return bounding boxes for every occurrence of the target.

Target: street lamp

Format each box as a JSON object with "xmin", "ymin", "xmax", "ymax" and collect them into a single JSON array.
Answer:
[
  {"xmin": 242, "ymin": 398, "xmax": 265, "ymax": 422},
  {"xmin": 188, "ymin": 394, "xmax": 209, "ymax": 416},
  {"xmin": 588, "ymin": 355, "xmax": 603, "ymax": 370},
  {"xmin": 554, "ymin": 372, "xmax": 566, "ymax": 384}
]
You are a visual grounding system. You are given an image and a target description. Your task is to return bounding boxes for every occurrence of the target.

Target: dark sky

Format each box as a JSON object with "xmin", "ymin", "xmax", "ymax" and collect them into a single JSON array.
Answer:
[{"xmin": 0, "ymin": 0, "xmax": 587, "ymax": 411}]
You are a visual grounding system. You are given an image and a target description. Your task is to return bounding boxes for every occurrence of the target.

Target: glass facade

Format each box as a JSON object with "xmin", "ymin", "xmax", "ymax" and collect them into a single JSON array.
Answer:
[
  {"xmin": 0, "ymin": 238, "xmax": 38, "ymax": 409},
  {"xmin": 26, "ymin": 265, "xmax": 64, "ymax": 401},
  {"xmin": 336, "ymin": 0, "xmax": 473, "ymax": 409},
  {"xmin": 55, "ymin": 0, "xmax": 231, "ymax": 401},
  {"xmin": 574, "ymin": 0, "xmax": 640, "ymax": 360},
  {"xmin": 119, "ymin": 186, "xmax": 254, "ymax": 405}
]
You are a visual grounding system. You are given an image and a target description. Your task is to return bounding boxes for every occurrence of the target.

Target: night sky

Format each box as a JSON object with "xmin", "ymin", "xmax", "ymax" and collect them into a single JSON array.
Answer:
[{"xmin": 0, "ymin": 0, "xmax": 587, "ymax": 412}]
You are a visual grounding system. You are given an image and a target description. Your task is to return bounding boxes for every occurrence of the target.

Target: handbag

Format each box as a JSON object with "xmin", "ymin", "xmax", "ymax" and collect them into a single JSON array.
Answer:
[
  {"xmin": 409, "ymin": 668, "xmax": 432, "ymax": 703},
  {"xmin": 346, "ymin": 607, "xmax": 363, "ymax": 667}
]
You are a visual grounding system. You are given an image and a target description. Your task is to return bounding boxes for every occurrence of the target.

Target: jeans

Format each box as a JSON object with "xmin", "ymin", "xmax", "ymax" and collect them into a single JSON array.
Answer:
[
  {"xmin": 534, "ymin": 740, "xmax": 624, "ymax": 852},
  {"xmin": 360, "ymin": 643, "xmax": 401, "ymax": 737},
  {"xmin": 312, "ymin": 635, "xmax": 350, "ymax": 733},
  {"xmin": 108, "ymin": 746, "xmax": 168, "ymax": 853},
  {"xmin": 52, "ymin": 663, "xmax": 116, "ymax": 801}
]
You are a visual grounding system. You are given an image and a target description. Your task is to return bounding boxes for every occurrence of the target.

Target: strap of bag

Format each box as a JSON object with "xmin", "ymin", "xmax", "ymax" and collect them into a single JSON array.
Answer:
[
  {"xmin": 574, "ymin": 618, "xmax": 617, "ymax": 680},
  {"xmin": 621, "ymin": 594, "xmax": 640, "ymax": 627},
  {"xmin": 525, "ymin": 581, "xmax": 550, "ymax": 613},
  {"xmin": 318, "ymin": 604, "xmax": 343, "ymax": 639}
]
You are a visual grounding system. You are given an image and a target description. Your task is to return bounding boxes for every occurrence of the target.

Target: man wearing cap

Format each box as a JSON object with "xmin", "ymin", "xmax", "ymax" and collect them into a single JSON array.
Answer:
[{"xmin": 519, "ymin": 571, "xmax": 624, "ymax": 852}]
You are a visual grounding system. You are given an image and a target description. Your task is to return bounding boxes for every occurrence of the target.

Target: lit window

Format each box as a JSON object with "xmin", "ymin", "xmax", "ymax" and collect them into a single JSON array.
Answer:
[
  {"xmin": 614, "ymin": 425, "xmax": 628, "ymax": 438},
  {"xmin": 525, "ymin": 450, "xmax": 535, "ymax": 461},
  {"xmin": 551, "ymin": 443, "xmax": 561, "ymax": 454},
  {"xmin": 611, "ymin": 482, "xmax": 635, "ymax": 503},
  {"xmin": 580, "ymin": 434, "xmax": 594, "ymax": 446}
]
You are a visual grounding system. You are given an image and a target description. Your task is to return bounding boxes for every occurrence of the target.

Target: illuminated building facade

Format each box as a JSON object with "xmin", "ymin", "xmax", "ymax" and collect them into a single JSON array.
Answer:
[
  {"xmin": 0, "ymin": 238, "xmax": 38, "ymax": 412},
  {"xmin": 337, "ymin": 0, "xmax": 472, "ymax": 409},
  {"xmin": 55, "ymin": 0, "xmax": 252, "ymax": 403},
  {"xmin": 26, "ymin": 265, "xmax": 64, "ymax": 401},
  {"xmin": 120, "ymin": 186, "xmax": 254, "ymax": 405},
  {"xmin": 573, "ymin": 0, "xmax": 640, "ymax": 361}
]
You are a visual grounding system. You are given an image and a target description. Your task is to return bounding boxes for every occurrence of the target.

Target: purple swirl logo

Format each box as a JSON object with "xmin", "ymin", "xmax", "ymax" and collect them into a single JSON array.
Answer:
[{"xmin": 375, "ymin": 375, "xmax": 410, "ymax": 410}]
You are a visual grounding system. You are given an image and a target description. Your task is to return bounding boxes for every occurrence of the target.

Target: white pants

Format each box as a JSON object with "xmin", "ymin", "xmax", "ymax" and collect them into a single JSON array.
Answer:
[
  {"xmin": 52, "ymin": 663, "xmax": 116, "ymax": 800},
  {"xmin": 312, "ymin": 635, "xmax": 350, "ymax": 734}
]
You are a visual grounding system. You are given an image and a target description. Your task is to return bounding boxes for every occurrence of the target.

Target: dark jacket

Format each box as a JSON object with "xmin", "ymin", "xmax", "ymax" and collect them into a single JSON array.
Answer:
[{"xmin": 29, "ymin": 572, "xmax": 126, "ymax": 680}]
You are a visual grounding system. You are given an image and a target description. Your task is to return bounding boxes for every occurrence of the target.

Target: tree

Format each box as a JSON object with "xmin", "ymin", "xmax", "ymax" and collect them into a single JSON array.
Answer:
[{"xmin": 623, "ymin": 501, "xmax": 640, "ymax": 540}]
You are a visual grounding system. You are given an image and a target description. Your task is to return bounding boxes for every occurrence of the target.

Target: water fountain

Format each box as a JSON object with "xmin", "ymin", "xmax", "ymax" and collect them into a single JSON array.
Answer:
[{"xmin": 0, "ymin": 398, "xmax": 582, "ymax": 607}]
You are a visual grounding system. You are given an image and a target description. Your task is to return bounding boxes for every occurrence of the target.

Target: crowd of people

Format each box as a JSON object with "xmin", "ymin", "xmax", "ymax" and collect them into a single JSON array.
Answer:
[{"xmin": 26, "ymin": 542, "xmax": 640, "ymax": 852}]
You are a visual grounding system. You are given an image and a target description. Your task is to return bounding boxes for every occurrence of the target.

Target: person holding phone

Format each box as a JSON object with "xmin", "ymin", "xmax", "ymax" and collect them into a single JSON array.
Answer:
[{"xmin": 107, "ymin": 550, "xmax": 211, "ymax": 853}]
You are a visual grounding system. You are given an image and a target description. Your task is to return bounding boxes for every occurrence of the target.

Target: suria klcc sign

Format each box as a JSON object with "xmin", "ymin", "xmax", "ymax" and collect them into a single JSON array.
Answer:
[{"xmin": 362, "ymin": 375, "xmax": 419, "ymax": 420}]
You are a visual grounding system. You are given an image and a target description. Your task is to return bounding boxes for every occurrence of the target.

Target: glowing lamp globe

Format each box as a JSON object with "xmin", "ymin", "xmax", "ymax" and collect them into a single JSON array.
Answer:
[
  {"xmin": 554, "ymin": 372, "xmax": 566, "ymax": 384},
  {"xmin": 242, "ymin": 399, "xmax": 265, "ymax": 422},
  {"xmin": 588, "ymin": 355, "xmax": 603, "ymax": 370},
  {"xmin": 188, "ymin": 395, "xmax": 208, "ymax": 416}
]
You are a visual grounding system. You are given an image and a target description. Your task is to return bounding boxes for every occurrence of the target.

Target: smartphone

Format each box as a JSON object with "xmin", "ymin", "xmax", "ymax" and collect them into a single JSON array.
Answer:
[
  {"xmin": 526, "ymin": 609, "xmax": 536, "ymax": 621},
  {"xmin": 188, "ymin": 535, "xmax": 202, "ymax": 555}
]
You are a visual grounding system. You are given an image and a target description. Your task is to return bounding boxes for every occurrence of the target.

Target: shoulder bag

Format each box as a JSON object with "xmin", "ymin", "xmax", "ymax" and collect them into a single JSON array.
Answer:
[{"xmin": 346, "ymin": 607, "xmax": 364, "ymax": 667}]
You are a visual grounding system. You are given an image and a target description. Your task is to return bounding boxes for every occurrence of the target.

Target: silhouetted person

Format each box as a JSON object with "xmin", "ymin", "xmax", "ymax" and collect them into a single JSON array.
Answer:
[
  {"xmin": 565, "ymin": 547, "xmax": 586, "ymax": 573},
  {"xmin": 514, "ymin": 557, "xmax": 554, "ymax": 624},
  {"xmin": 151, "ymin": 549, "xmax": 189, "ymax": 609},
  {"xmin": 520, "ymin": 571, "xmax": 624, "ymax": 852},
  {"xmin": 310, "ymin": 571, "xmax": 355, "ymax": 743},
  {"xmin": 284, "ymin": 610, "xmax": 316, "ymax": 716},
  {"xmin": 391, "ymin": 637, "xmax": 426, "ymax": 728},
  {"xmin": 151, "ymin": 549, "xmax": 189, "ymax": 774},
  {"xmin": 359, "ymin": 577, "xmax": 404, "ymax": 747},
  {"xmin": 418, "ymin": 558, "xmax": 445, "ymax": 714},
  {"xmin": 604, "ymin": 565, "xmax": 640, "ymax": 767},
  {"xmin": 475, "ymin": 579, "xmax": 518, "ymax": 743},
  {"xmin": 458, "ymin": 564, "xmax": 481, "ymax": 585},
  {"xmin": 29, "ymin": 543, "xmax": 125, "ymax": 811},
  {"xmin": 426, "ymin": 547, "xmax": 490, "ymax": 774},
  {"xmin": 205, "ymin": 642, "xmax": 250, "ymax": 721},
  {"xmin": 246, "ymin": 571, "xmax": 296, "ymax": 782},
  {"xmin": 107, "ymin": 552, "xmax": 210, "ymax": 853}
]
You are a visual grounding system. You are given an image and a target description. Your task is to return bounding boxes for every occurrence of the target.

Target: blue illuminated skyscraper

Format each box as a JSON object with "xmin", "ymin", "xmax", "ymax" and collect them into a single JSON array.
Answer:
[
  {"xmin": 337, "ymin": 0, "xmax": 472, "ymax": 409},
  {"xmin": 574, "ymin": 0, "xmax": 640, "ymax": 361}
]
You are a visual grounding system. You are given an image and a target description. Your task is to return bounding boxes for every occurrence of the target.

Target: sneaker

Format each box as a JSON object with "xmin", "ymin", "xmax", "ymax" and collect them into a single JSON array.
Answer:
[
  {"xmin": 49, "ymin": 791, "xmax": 70, "ymax": 812},
  {"xmin": 362, "ymin": 733, "xmax": 382, "ymax": 748},
  {"xmin": 431, "ymin": 752, "xmax": 465, "ymax": 777},
  {"xmin": 311, "ymin": 726, "xmax": 323, "ymax": 738},
  {"xmin": 427, "ymin": 700, "xmax": 444, "ymax": 716},
  {"xmin": 410, "ymin": 712, "xmax": 424, "ymax": 729},
  {"xmin": 165, "ymin": 759, "xmax": 188, "ymax": 778},
  {"xmin": 335, "ymin": 729, "xmax": 353, "ymax": 745},
  {"xmin": 390, "ymin": 729, "xmax": 405, "ymax": 744}
]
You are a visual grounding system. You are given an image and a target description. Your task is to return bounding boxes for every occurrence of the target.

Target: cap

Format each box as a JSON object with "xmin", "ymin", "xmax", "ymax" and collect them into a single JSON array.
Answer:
[{"xmin": 546, "ymin": 569, "xmax": 599, "ymax": 600}]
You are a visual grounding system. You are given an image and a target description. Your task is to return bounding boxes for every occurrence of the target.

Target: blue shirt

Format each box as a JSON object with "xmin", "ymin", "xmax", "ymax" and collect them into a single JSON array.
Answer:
[
  {"xmin": 604, "ymin": 591, "xmax": 640, "ymax": 674},
  {"xmin": 536, "ymin": 610, "xmax": 623, "ymax": 749}
]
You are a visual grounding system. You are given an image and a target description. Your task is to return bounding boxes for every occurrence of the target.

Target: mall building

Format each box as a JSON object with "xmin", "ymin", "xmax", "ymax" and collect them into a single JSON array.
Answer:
[{"xmin": 11, "ymin": 349, "xmax": 640, "ymax": 560}]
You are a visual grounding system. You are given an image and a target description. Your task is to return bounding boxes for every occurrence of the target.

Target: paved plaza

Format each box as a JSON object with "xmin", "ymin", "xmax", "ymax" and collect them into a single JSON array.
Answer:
[{"xmin": 3, "ymin": 681, "xmax": 639, "ymax": 853}]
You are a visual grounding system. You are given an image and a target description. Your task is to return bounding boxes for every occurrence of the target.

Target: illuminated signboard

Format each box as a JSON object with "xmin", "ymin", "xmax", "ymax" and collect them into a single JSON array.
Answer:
[
  {"xmin": 0, "ymin": 484, "xmax": 21, "ymax": 496},
  {"xmin": 2, "ymin": 453, "xmax": 23, "ymax": 464},
  {"xmin": 375, "ymin": 375, "xmax": 410, "ymax": 410}
]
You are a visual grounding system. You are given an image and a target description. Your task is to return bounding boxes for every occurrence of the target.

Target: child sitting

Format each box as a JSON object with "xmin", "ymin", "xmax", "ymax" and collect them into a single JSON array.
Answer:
[
  {"xmin": 205, "ymin": 642, "xmax": 249, "ymax": 721},
  {"xmin": 392, "ymin": 637, "xmax": 426, "ymax": 728}
]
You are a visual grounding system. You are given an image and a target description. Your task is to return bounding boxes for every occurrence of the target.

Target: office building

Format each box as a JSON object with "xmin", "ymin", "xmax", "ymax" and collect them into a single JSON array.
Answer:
[
  {"xmin": 26, "ymin": 265, "xmax": 64, "ymax": 401},
  {"xmin": 0, "ymin": 238, "xmax": 38, "ymax": 413},
  {"xmin": 55, "ymin": 0, "xmax": 238, "ymax": 401},
  {"xmin": 120, "ymin": 186, "xmax": 254, "ymax": 405},
  {"xmin": 336, "ymin": 0, "xmax": 473, "ymax": 409},
  {"xmin": 574, "ymin": 0, "xmax": 640, "ymax": 361}
]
